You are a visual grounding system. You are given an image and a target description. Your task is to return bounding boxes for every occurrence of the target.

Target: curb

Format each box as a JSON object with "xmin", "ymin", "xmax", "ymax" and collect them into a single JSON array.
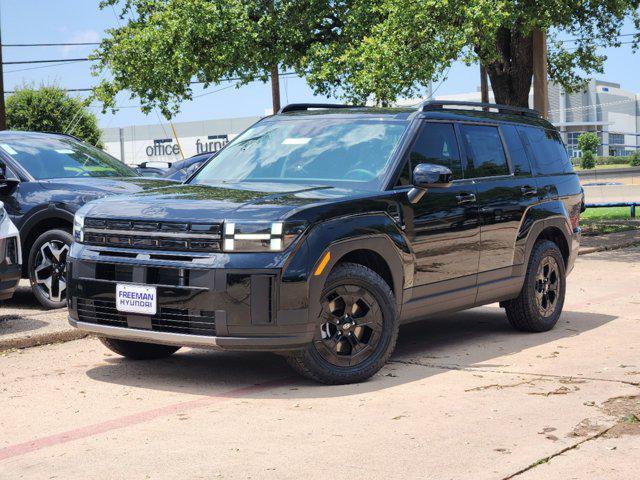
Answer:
[
  {"xmin": 0, "ymin": 329, "xmax": 88, "ymax": 352},
  {"xmin": 579, "ymin": 240, "xmax": 640, "ymax": 255}
]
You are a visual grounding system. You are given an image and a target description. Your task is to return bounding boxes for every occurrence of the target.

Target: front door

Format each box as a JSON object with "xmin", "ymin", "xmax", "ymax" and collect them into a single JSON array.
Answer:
[{"xmin": 401, "ymin": 121, "xmax": 480, "ymax": 317}]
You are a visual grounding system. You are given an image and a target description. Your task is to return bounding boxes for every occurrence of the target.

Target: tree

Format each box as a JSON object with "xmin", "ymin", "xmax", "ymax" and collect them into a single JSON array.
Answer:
[
  {"xmin": 93, "ymin": 0, "xmax": 344, "ymax": 117},
  {"xmin": 578, "ymin": 132, "xmax": 599, "ymax": 170},
  {"xmin": 6, "ymin": 85, "xmax": 103, "ymax": 147},
  {"xmin": 302, "ymin": 0, "xmax": 640, "ymax": 107},
  {"xmin": 94, "ymin": 1, "xmax": 640, "ymax": 113}
]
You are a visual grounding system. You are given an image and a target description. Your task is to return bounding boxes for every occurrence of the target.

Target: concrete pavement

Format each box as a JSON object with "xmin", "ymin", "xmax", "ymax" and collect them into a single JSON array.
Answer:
[{"xmin": 1, "ymin": 247, "xmax": 639, "ymax": 479}]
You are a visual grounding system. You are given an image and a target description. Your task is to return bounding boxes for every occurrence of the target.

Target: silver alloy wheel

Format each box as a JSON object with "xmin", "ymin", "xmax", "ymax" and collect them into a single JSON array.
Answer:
[
  {"xmin": 34, "ymin": 240, "xmax": 70, "ymax": 302},
  {"xmin": 534, "ymin": 256, "xmax": 560, "ymax": 317}
]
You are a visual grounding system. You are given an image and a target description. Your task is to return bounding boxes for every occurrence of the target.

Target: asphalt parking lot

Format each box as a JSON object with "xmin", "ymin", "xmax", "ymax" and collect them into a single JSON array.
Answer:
[{"xmin": 1, "ymin": 247, "xmax": 639, "ymax": 479}]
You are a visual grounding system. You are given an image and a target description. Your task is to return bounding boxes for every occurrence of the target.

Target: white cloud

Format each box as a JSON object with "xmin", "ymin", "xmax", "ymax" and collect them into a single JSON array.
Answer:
[{"xmin": 62, "ymin": 30, "xmax": 101, "ymax": 55}]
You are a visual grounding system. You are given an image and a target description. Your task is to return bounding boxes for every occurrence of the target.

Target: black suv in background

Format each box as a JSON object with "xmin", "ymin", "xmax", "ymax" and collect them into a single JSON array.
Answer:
[
  {"xmin": 68, "ymin": 102, "xmax": 583, "ymax": 384},
  {"xmin": 0, "ymin": 131, "xmax": 173, "ymax": 308}
]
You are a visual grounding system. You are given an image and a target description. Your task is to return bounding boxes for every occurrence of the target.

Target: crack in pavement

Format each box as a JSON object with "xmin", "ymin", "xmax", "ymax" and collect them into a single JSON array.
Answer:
[
  {"xmin": 389, "ymin": 359, "xmax": 640, "ymax": 387},
  {"xmin": 500, "ymin": 424, "xmax": 617, "ymax": 480}
]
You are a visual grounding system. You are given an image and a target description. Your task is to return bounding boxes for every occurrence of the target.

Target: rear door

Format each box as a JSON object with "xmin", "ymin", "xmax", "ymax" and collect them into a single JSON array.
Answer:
[
  {"xmin": 459, "ymin": 123, "xmax": 538, "ymax": 303},
  {"xmin": 401, "ymin": 121, "xmax": 480, "ymax": 316}
]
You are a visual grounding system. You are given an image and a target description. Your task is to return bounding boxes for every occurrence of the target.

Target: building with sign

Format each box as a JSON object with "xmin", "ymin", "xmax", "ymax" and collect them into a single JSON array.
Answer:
[
  {"xmin": 102, "ymin": 115, "xmax": 261, "ymax": 166},
  {"xmin": 415, "ymin": 79, "xmax": 640, "ymax": 158}
]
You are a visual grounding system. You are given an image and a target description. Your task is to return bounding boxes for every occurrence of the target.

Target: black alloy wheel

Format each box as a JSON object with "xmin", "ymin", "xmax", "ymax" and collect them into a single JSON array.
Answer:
[
  {"xmin": 504, "ymin": 240, "xmax": 566, "ymax": 332},
  {"xmin": 316, "ymin": 284, "xmax": 383, "ymax": 367},
  {"xmin": 287, "ymin": 262, "xmax": 399, "ymax": 384}
]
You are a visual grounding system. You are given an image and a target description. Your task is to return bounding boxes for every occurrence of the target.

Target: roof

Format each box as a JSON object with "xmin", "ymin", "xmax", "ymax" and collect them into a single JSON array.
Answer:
[{"xmin": 274, "ymin": 102, "xmax": 555, "ymax": 128}]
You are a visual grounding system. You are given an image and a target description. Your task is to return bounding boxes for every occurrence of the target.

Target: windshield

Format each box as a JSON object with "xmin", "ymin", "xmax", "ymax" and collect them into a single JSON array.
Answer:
[
  {"xmin": 0, "ymin": 136, "xmax": 136, "ymax": 180},
  {"xmin": 190, "ymin": 118, "xmax": 408, "ymax": 190}
]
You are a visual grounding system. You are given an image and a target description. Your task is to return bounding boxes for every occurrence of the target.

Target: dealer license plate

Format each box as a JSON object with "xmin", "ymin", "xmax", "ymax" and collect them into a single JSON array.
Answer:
[{"xmin": 115, "ymin": 284, "xmax": 157, "ymax": 315}]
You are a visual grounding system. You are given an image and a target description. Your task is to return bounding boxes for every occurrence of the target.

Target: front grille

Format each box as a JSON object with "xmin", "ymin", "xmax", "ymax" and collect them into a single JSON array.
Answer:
[
  {"xmin": 76, "ymin": 298, "xmax": 217, "ymax": 336},
  {"xmin": 83, "ymin": 218, "xmax": 222, "ymax": 253}
]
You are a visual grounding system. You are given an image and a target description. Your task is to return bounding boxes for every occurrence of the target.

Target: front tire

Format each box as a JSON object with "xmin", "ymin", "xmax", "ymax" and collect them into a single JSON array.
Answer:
[
  {"xmin": 99, "ymin": 337, "xmax": 181, "ymax": 360},
  {"xmin": 28, "ymin": 229, "xmax": 73, "ymax": 309},
  {"xmin": 287, "ymin": 263, "xmax": 399, "ymax": 384},
  {"xmin": 504, "ymin": 240, "xmax": 566, "ymax": 332}
]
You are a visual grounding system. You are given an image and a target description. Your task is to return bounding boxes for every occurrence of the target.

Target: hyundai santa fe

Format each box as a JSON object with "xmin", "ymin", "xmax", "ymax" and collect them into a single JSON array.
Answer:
[{"xmin": 68, "ymin": 101, "xmax": 583, "ymax": 384}]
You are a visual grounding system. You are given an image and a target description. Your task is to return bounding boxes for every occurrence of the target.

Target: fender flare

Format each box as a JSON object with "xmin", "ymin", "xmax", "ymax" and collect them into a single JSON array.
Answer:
[{"xmin": 19, "ymin": 204, "xmax": 74, "ymax": 249}]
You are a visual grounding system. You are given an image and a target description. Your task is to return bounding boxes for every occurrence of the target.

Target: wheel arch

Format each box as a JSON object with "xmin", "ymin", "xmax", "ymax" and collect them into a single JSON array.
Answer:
[{"xmin": 20, "ymin": 208, "xmax": 74, "ymax": 277}]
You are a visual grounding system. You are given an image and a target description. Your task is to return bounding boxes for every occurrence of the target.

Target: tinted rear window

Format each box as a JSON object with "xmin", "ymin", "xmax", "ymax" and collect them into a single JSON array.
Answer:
[
  {"xmin": 518, "ymin": 127, "xmax": 573, "ymax": 175},
  {"xmin": 460, "ymin": 124, "xmax": 509, "ymax": 178}
]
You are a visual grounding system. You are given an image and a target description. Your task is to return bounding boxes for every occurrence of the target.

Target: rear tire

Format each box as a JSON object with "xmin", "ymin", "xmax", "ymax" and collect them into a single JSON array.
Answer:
[
  {"xmin": 504, "ymin": 240, "xmax": 566, "ymax": 332},
  {"xmin": 286, "ymin": 263, "xmax": 399, "ymax": 384},
  {"xmin": 99, "ymin": 337, "xmax": 180, "ymax": 360}
]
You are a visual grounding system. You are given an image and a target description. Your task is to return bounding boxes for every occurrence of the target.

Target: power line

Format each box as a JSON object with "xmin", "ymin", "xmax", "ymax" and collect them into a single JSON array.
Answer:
[
  {"xmin": 559, "ymin": 32, "xmax": 639, "ymax": 44},
  {"xmin": 3, "ymin": 42, "xmax": 99, "ymax": 47},
  {"xmin": 2, "ymin": 57, "xmax": 90, "ymax": 65},
  {"xmin": 3, "ymin": 59, "xmax": 88, "ymax": 74}
]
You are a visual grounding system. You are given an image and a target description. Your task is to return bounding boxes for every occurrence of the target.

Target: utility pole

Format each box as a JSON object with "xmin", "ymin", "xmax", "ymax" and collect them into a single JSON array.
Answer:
[
  {"xmin": 532, "ymin": 29, "xmax": 549, "ymax": 118},
  {"xmin": 0, "ymin": 10, "xmax": 6, "ymax": 130},
  {"xmin": 270, "ymin": 66, "xmax": 281, "ymax": 114}
]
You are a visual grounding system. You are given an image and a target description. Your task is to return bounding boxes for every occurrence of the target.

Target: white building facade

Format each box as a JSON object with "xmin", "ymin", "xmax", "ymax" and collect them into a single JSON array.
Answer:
[
  {"xmin": 102, "ymin": 116, "xmax": 261, "ymax": 166},
  {"xmin": 432, "ymin": 80, "xmax": 640, "ymax": 158}
]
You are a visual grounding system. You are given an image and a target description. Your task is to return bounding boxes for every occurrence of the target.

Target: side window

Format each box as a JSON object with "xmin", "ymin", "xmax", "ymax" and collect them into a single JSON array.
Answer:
[
  {"xmin": 502, "ymin": 125, "xmax": 532, "ymax": 176},
  {"xmin": 409, "ymin": 122, "xmax": 463, "ymax": 179},
  {"xmin": 518, "ymin": 126, "xmax": 574, "ymax": 175},
  {"xmin": 396, "ymin": 159, "xmax": 412, "ymax": 186},
  {"xmin": 460, "ymin": 124, "xmax": 509, "ymax": 178}
]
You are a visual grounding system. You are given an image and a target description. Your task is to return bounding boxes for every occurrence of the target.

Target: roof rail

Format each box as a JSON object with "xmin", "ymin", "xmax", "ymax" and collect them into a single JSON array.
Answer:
[
  {"xmin": 420, "ymin": 100, "xmax": 540, "ymax": 118},
  {"xmin": 278, "ymin": 103, "xmax": 365, "ymax": 114}
]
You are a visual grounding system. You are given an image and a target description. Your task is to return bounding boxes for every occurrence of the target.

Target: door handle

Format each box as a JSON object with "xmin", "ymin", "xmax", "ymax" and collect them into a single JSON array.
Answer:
[
  {"xmin": 456, "ymin": 193, "xmax": 476, "ymax": 205},
  {"xmin": 521, "ymin": 185, "xmax": 538, "ymax": 197}
]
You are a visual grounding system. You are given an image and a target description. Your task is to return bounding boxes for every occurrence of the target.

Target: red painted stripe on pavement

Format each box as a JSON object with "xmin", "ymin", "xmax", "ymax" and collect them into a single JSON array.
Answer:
[{"xmin": 0, "ymin": 377, "xmax": 293, "ymax": 462}]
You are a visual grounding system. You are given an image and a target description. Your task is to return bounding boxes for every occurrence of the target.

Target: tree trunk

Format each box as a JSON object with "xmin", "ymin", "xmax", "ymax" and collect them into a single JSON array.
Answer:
[
  {"xmin": 270, "ymin": 65, "xmax": 281, "ymax": 113},
  {"xmin": 484, "ymin": 27, "xmax": 534, "ymax": 108}
]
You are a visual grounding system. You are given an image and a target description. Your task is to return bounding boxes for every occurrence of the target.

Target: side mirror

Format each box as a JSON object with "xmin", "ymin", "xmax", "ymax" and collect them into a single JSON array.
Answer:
[
  {"xmin": 408, "ymin": 163, "xmax": 452, "ymax": 204},
  {"xmin": 0, "ymin": 163, "xmax": 20, "ymax": 193}
]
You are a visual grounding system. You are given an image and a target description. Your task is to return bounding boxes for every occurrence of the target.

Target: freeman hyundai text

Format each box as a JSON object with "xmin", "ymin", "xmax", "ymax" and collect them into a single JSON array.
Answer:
[{"xmin": 68, "ymin": 102, "xmax": 583, "ymax": 384}]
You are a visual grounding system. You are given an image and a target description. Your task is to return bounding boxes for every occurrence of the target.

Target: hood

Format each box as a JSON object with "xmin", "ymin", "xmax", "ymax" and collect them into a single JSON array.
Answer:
[
  {"xmin": 39, "ymin": 177, "xmax": 177, "ymax": 200},
  {"xmin": 81, "ymin": 182, "xmax": 378, "ymax": 223}
]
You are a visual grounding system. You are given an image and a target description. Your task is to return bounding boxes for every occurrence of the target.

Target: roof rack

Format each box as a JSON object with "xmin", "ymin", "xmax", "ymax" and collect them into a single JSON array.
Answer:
[
  {"xmin": 420, "ymin": 100, "xmax": 541, "ymax": 118},
  {"xmin": 278, "ymin": 103, "xmax": 365, "ymax": 114}
]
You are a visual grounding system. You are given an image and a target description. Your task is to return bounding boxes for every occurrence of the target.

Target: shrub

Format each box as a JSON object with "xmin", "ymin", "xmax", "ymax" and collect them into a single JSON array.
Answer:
[
  {"xmin": 580, "ymin": 151, "xmax": 596, "ymax": 170},
  {"xmin": 6, "ymin": 84, "xmax": 103, "ymax": 147},
  {"xmin": 629, "ymin": 152, "xmax": 640, "ymax": 167}
]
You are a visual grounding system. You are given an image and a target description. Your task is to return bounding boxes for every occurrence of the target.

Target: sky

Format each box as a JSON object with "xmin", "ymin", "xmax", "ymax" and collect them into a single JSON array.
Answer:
[{"xmin": 1, "ymin": 1, "xmax": 639, "ymax": 129}]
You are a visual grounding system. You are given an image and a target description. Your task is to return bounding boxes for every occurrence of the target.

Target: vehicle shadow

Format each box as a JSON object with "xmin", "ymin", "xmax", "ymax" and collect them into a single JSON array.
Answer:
[
  {"xmin": 85, "ymin": 306, "xmax": 617, "ymax": 398},
  {"xmin": 1, "ymin": 282, "xmax": 46, "ymax": 311}
]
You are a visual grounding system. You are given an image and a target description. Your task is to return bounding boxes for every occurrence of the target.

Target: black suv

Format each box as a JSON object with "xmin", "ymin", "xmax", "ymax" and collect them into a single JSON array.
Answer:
[
  {"xmin": 0, "ymin": 131, "xmax": 173, "ymax": 308},
  {"xmin": 68, "ymin": 102, "xmax": 583, "ymax": 384}
]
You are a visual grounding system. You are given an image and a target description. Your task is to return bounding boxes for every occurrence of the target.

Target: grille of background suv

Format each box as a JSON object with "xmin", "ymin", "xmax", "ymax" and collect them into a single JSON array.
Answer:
[{"xmin": 83, "ymin": 218, "xmax": 222, "ymax": 252}]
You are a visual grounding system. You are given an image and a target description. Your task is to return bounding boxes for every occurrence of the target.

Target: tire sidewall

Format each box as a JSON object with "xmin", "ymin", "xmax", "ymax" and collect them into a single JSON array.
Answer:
[
  {"xmin": 302, "ymin": 264, "xmax": 398, "ymax": 382},
  {"xmin": 524, "ymin": 241, "xmax": 566, "ymax": 330},
  {"xmin": 28, "ymin": 229, "xmax": 73, "ymax": 310}
]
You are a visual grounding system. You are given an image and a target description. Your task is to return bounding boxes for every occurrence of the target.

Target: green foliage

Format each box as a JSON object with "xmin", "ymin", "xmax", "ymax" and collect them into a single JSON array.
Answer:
[
  {"xmin": 580, "ymin": 151, "xmax": 596, "ymax": 170},
  {"xmin": 629, "ymin": 151, "xmax": 640, "ymax": 167},
  {"xmin": 6, "ymin": 85, "xmax": 103, "ymax": 147},
  {"xmin": 94, "ymin": 0, "xmax": 344, "ymax": 117},
  {"xmin": 577, "ymin": 132, "xmax": 600, "ymax": 156},
  {"xmin": 94, "ymin": 1, "xmax": 640, "ymax": 111}
]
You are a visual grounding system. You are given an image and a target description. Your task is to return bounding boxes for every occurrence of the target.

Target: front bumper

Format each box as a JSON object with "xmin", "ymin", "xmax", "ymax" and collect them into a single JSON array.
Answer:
[
  {"xmin": 0, "ymin": 217, "xmax": 21, "ymax": 301},
  {"xmin": 67, "ymin": 243, "xmax": 315, "ymax": 351}
]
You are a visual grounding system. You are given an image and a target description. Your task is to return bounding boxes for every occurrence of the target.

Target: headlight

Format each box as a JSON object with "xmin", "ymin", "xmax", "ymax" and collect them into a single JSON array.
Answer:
[
  {"xmin": 223, "ymin": 221, "xmax": 305, "ymax": 252},
  {"xmin": 73, "ymin": 211, "xmax": 86, "ymax": 243}
]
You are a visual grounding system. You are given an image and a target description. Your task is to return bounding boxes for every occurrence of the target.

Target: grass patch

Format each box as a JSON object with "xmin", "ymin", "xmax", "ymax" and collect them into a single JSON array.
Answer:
[
  {"xmin": 582, "ymin": 207, "xmax": 634, "ymax": 221},
  {"xmin": 574, "ymin": 164, "xmax": 634, "ymax": 171}
]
